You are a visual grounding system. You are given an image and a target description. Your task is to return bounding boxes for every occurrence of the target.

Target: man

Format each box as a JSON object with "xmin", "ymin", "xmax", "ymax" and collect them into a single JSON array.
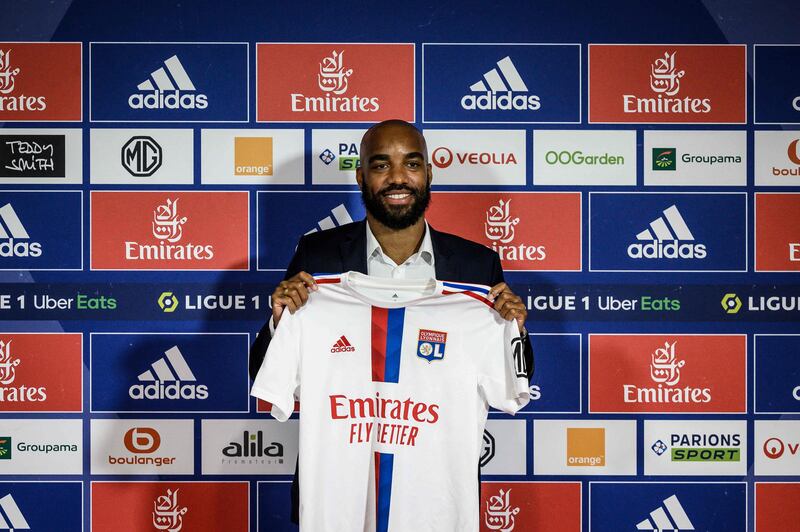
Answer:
[{"xmin": 249, "ymin": 119, "xmax": 533, "ymax": 523}]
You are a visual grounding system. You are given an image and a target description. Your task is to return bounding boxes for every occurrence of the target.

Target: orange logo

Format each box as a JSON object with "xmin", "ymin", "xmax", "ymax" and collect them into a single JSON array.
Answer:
[
  {"xmin": 234, "ymin": 137, "xmax": 273, "ymax": 176},
  {"xmin": 566, "ymin": 427, "xmax": 605, "ymax": 466}
]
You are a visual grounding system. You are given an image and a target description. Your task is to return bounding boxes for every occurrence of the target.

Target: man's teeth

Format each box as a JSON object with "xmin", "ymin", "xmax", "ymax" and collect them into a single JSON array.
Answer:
[{"xmin": 387, "ymin": 193, "xmax": 410, "ymax": 199}]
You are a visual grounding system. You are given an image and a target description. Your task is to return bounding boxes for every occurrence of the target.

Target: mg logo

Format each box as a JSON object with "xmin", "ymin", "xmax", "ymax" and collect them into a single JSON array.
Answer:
[{"xmin": 122, "ymin": 136, "xmax": 162, "ymax": 177}]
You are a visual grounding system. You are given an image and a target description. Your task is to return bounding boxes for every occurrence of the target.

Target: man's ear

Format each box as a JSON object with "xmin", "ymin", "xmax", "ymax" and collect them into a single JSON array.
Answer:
[
  {"xmin": 355, "ymin": 166, "xmax": 364, "ymax": 189},
  {"xmin": 427, "ymin": 163, "xmax": 433, "ymax": 186}
]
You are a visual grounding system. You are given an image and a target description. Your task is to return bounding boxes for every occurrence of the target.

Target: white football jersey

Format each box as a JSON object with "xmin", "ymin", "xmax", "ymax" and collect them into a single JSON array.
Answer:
[{"xmin": 251, "ymin": 271, "xmax": 529, "ymax": 532}]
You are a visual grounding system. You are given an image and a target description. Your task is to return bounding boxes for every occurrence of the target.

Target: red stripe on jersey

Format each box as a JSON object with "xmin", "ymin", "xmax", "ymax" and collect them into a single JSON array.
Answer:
[
  {"xmin": 315, "ymin": 278, "xmax": 341, "ymax": 284},
  {"xmin": 442, "ymin": 289, "xmax": 494, "ymax": 308},
  {"xmin": 371, "ymin": 306, "xmax": 388, "ymax": 382}
]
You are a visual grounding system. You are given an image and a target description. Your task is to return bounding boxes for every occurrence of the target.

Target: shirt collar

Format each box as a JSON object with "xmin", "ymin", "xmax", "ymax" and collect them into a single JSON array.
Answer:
[{"xmin": 366, "ymin": 220, "xmax": 434, "ymax": 267}]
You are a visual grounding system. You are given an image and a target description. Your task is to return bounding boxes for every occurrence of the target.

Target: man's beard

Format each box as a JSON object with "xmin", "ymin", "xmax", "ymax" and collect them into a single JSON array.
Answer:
[{"xmin": 361, "ymin": 181, "xmax": 431, "ymax": 230}]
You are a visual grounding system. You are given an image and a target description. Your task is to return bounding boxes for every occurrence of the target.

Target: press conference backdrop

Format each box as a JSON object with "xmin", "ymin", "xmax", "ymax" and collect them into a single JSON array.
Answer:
[{"xmin": 0, "ymin": 1, "xmax": 798, "ymax": 530}]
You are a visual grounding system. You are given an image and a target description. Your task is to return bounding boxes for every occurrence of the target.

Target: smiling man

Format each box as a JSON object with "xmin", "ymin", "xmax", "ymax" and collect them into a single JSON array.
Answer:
[{"xmin": 249, "ymin": 118, "xmax": 533, "ymax": 523}]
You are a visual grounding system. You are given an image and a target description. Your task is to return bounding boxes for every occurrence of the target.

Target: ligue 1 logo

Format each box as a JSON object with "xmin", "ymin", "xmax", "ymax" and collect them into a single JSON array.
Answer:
[{"xmin": 417, "ymin": 329, "xmax": 447, "ymax": 363}]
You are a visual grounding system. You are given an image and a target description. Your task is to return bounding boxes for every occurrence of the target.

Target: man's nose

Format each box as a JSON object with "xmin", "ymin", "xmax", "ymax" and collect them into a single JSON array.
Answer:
[{"xmin": 387, "ymin": 162, "xmax": 409, "ymax": 184}]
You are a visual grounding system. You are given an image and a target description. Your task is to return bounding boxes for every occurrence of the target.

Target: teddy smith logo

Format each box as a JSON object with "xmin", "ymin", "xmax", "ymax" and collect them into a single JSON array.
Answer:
[{"xmin": 330, "ymin": 392, "xmax": 440, "ymax": 447}]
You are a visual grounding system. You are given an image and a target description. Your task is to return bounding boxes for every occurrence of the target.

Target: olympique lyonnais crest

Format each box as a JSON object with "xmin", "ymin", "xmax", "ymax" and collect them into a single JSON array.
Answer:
[{"xmin": 417, "ymin": 329, "xmax": 447, "ymax": 363}]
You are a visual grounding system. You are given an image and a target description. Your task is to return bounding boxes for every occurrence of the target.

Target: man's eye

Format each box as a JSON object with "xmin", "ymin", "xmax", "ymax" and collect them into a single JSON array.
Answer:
[{"xmin": 407, "ymin": 161, "xmax": 421, "ymax": 168}]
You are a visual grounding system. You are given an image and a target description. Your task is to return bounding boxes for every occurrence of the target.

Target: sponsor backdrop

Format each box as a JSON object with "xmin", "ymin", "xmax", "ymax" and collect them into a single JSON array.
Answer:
[{"xmin": 0, "ymin": 1, "xmax": 798, "ymax": 531}]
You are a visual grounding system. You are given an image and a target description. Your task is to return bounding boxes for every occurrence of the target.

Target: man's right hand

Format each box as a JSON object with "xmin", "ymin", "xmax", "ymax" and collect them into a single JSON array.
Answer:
[{"xmin": 271, "ymin": 272, "xmax": 318, "ymax": 327}]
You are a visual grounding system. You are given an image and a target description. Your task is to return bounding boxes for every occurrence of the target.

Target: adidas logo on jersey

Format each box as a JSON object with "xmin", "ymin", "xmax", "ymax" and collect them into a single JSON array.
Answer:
[
  {"xmin": 128, "ymin": 345, "xmax": 209, "ymax": 400},
  {"xmin": 635, "ymin": 494, "xmax": 694, "ymax": 531},
  {"xmin": 627, "ymin": 205, "xmax": 707, "ymax": 260},
  {"xmin": 128, "ymin": 55, "xmax": 209, "ymax": 110},
  {"xmin": 306, "ymin": 204, "xmax": 354, "ymax": 235},
  {"xmin": 331, "ymin": 335, "xmax": 355, "ymax": 353},
  {"xmin": 0, "ymin": 203, "xmax": 41, "ymax": 258},
  {"xmin": 461, "ymin": 56, "xmax": 541, "ymax": 111},
  {"xmin": 0, "ymin": 493, "xmax": 30, "ymax": 529}
]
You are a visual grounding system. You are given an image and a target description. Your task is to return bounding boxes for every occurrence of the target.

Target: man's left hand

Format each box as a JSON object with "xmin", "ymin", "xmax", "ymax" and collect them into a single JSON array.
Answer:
[{"xmin": 489, "ymin": 282, "xmax": 527, "ymax": 333}]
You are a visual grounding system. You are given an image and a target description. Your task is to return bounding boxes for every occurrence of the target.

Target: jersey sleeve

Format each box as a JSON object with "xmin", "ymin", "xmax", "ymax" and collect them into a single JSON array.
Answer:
[
  {"xmin": 250, "ymin": 308, "xmax": 302, "ymax": 422},
  {"xmin": 477, "ymin": 316, "xmax": 530, "ymax": 414}
]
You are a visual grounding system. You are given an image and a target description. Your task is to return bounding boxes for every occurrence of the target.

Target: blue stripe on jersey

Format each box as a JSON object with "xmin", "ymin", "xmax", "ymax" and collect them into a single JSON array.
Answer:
[
  {"xmin": 377, "ymin": 452, "xmax": 394, "ymax": 532},
  {"xmin": 384, "ymin": 308, "xmax": 405, "ymax": 383},
  {"xmin": 441, "ymin": 281, "xmax": 490, "ymax": 295}
]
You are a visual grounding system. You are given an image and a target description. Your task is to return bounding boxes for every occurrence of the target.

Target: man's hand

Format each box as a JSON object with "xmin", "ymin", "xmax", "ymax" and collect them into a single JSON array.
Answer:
[
  {"xmin": 488, "ymin": 282, "xmax": 527, "ymax": 333},
  {"xmin": 272, "ymin": 272, "xmax": 318, "ymax": 327}
]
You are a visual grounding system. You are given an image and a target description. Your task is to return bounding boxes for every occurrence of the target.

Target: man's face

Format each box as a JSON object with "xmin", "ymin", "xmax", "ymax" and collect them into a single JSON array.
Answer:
[{"xmin": 357, "ymin": 125, "xmax": 432, "ymax": 230}]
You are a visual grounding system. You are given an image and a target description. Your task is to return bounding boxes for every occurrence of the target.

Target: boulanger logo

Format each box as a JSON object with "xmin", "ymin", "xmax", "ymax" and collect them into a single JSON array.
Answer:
[
  {"xmin": 462, "ymin": 56, "xmax": 540, "ymax": 112},
  {"xmin": 152, "ymin": 488, "xmax": 188, "ymax": 531},
  {"xmin": 291, "ymin": 50, "xmax": 378, "ymax": 113},
  {"xmin": 124, "ymin": 427, "xmax": 160, "ymax": 453},
  {"xmin": 628, "ymin": 205, "xmax": 706, "ymax": 260},
  {"xmin": 771, "ymin": 139, "xmax": 800, "ymax": 178},
  {"xmin": 652, "ymin": 148, "xmax": 676, "ymax": 170},
  {"xmin": 635, "ymin": 495, "xmax": 694, "ymax": 531},
  {"xmin": 624, "ymin": 51, "xmax": 710, "ymax": 115},
  {"xmin": 566, "ymin": 427, "xmax": 605, "ymax": 466},
  {"xmin": 129, "ymin": 345, "xmax": 209, "ymax": 400},
  {"xmin": 0, "ymin": 494, "xmax": 30, "ymax": 529},
  {"xmin": 122, "ymin": 136, "xmax": 162, "ymax": 177},
  {"xmin": 129, "ymin": 55, "xmax": 208, "ymax": 110},
  {"xmin": 0, "ymin": 203, "xmax": 41, "ymax": 258},
  {"xmin": 484, "ymin": 199, "xmax": 546, "ymax": 262},
  {"xmin": 106, "ymin": 427, "xmax": 178, "ymax": 468},
  {"xmin": 234, "ymin": 137, "xmax": 272, "ymax": 176}
]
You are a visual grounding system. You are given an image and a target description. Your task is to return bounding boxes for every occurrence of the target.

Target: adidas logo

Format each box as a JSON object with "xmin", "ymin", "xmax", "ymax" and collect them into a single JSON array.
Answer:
[
  {"xmin": 461, "ymin": 56, "xmax": 541, "ymax": 111},
  {"xmin": 0, "ymin": 493, "xmax": 30, "ymax": 530},
  {"xmin": 128, "ymin": 345, "xmax": 209, "ymax": 400},
  {"xmin": 635, "ymin": 494, "xmax": 694, "ymax": 531},
  {"xmin": 305, "ymin": 204, "xmax": 354, "ymax": 235},
  {"xmin": 627, "ymin": 205, "xmax": 707, "ymax": 260},
  {"xmin": 330, "ymin": 335, "xmax": 355, "ymax": 353},
  {"xmin": 0, "ymin": 203, "xmax": 41, "ymax": 258},
  {"xmin": 128, "ymin": 55, "xmax": 208, "ymax": 110}
]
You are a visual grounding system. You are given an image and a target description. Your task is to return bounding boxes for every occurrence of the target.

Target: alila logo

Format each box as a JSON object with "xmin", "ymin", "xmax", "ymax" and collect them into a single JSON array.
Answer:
[
  {"xmin": 0, "ymin": 493, "xmax": 30, "ymax": 530},
  {"xmin": 431, "ymin": 146, "xmax": 517, "ymax": 169},
  {"xmin": 222, "ymin": 430, "xmax": 284, "ymax": 460},
  {"xmin": 0, "ymin": 339, "xmax": 46, "ymax": 403},
  {"xmin": 129, "ymin": 345, "xmax": 209, "ymax": 400},
  {"xmin": 125, "ymin": 198, "xmax": 215, "ymax": 261},
  {"xmin": 0, "ymin": 49, "xmax": 46, "ymax": 112},
  {"xmin": 635, "ymin": 494, "xmax": 694, "ymax": 531},
  {"xmin": 292, "ymin": 50, "xmax": 379, "ymax": 113},
  {"xmin": 330, "ymin": 335, "xmax": 355, "ymax": 353},
  {"xmin": 153, "ymin": 488, "xmax": 187, "ymax": 532},
  {"xmin": 623, "ymin": 340, "xmax": 711, "ymax": 405},
  {"xmin": 652, "ymin": 148, "xmax": 676, "ymax": 171},
  {"xmin": 624, "ymin": 50, "xmax": 711, "ymax": 115},
  {"xmin": 462, "ymin": 56, "xmax": 540, "ymax": 111},
  {"xmin": 129, "ymin": 54, "xmax": 208, "ymax": 111},
  {"xmin": 628, "ymin": 205, "xmax": 707, "ymax": 260},
  {"xmin": 0, "ymin": 203, "xmax": 42, "ymax": 258},
  {"xmin": 484, "ymin": 199, "xmax": 546, "ymax": 261}
]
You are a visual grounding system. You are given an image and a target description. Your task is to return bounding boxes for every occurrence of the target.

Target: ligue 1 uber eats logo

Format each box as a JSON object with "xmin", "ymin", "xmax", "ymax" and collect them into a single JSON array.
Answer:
[{"xmin": 128, "ymin": 54, "xmax": 208, "ymax": 110}]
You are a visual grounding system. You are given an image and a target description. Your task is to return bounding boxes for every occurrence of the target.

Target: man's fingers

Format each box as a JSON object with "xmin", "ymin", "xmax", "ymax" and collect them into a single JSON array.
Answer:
[
  {"xmin": 488, "ymin": 282, "xmax": 508, "ymax": 300},
  {"xmin": 295, "ymin": 271, "xmax": 319, "ymax": 291}
]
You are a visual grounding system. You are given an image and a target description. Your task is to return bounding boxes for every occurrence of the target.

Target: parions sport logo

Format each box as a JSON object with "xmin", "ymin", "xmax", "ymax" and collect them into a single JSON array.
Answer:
[{"xmin": 589, "ymin": 334, "xmax": 746, "ymax": 413}]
